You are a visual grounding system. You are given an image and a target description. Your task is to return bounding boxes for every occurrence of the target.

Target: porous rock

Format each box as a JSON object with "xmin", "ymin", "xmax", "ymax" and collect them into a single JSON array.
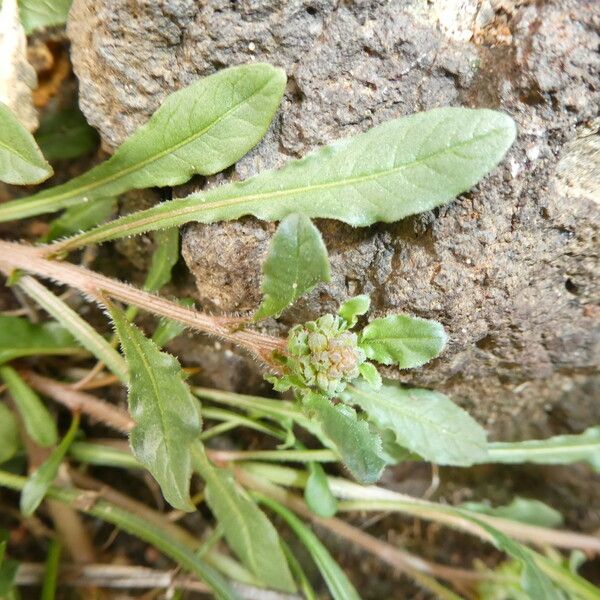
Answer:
[{"xmin": 67, "ymin": 0, "xmax": 600, "ymax": 439}]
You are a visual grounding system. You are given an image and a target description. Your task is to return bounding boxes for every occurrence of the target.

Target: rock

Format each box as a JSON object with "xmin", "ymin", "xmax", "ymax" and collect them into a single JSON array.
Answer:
[{"xmin": 67, "ymin": 0, "xmax": 600, "ymax": 439}]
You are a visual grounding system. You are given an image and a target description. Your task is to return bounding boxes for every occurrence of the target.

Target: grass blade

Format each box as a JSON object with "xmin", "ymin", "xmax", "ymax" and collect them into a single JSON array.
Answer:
[{"xmin": 256, "ymin": 493, "xmax": 362, "ymax": 600}]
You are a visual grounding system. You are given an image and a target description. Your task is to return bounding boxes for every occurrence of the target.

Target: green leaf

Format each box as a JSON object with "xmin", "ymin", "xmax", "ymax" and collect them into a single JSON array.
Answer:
[
  {"xmin": 460, "ymin": 497, "xmax": 564, "ymax": 528},
  {"xmin": 487, "ymin": 427, "xmax": 600, "ymax": 471},
  {"xmin": 0, "ymin": 63, "xmax": 286, "ymax": 222},
  {"xmin": 0, "ymin": 403, "xmax": 20, "ymax": 464},
  {"xmin": 110, "ymin": 305, "xmax": 201, "ymax": 510},
  {"xmin": 459, "ymin": 512, "xmax": 563, "ymax": 600},
  {"xmin": 304, "ymin": 393, "xmax": 386, "ymax": 484},
  {"xmin": 0, "ymin": 365, "xmax": 57, "ymax": 447},
  {"xmin": 0, "ymin": 102, "xmax": 53, "ymax": 185},
  {"xmin": 358, "ymin": 362, "xmax": 381, "ymax": 389},
  {"xmin": 305, "ymin": 462, "xmax": 338, "ymax": 518},
  {"xmin": 144, "ymin": 228, "xmax": 180, "ymax": 293},
  {"xmin": 192, "ymin": 446, "xmax": 296, "ymax": 593},
  {"xmin": 16, "ymin": 0, "xmax": 72, "ymax": 33},
  {"xmin": 358, "ymin": 314, "xmax": 447, "ymax": 368},
  {"xmin": 0, "ymin": 315, "xmax": 80, "ymax": 364},
  {"xmin": 256, "ymin": 494, "xmax": 362, "ymax": 600},
  {"xmin": 20, "ymin": 413, "xmax": 79, "ymax": 516},
  {"xmin": 344, "ymin": 382, "xmax": 488, "ymax": 466},
  {"xmin": 45, "ymin": 197, "xmax": 116, "ymax": 241},
  {"xmin": 60, "ymin": 107, "xmax": 517, "ymax": 251},
  {"xmin": 35, "ymin": 106, "xmax": 98, "ymax": 162},
  {"xmin": 338, "ymin": 295, "xmax": 370, "ymax": 328},
  {"xmin": 255, "ymin": 214, "xmax": 330, "ymax": 320},
  {"xmin": 41, "ymin": 538, "xmax": 61, "ymax": 600},
  {"xmin": 0, "ymin": 532, "xmax": 18, "ymax": 597}
]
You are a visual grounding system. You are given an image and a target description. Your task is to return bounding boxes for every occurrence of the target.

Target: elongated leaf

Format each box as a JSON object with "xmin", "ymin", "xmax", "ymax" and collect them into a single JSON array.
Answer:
[
  {"xmin": 344, "ymin": 382, "xmax": 488, "ymax": 466},
  {"xmin": 257, "ymin": 494, "xmax": 362, "ymax": 600},
  {"xmin": 41, "ymin": 538, "xmax": 61, "ymax": 600},
  {"xmin": 0, "ymin": 365, "xmax": 57, "ymax": 447},
  {"xmin": 460, "ymin": 497, "xmax": 563, "ymax": 528},
  {"xmin": 144, "ymin": 228, "xmax": 179, "ymax": 292},
  {"xmin": 0, "ymin": 101, "xmax": 52, "ymax": 184},
  {"xmin": 192, "ymin": 446, "xmax": 296, "ymax": 593},
  {"xmin": 35, "ymin": 105, "xmax": 98, "ymax": 162},
  {"xmin": 305, "ymin": 462, "xmax": 338, "ymax": 518},
  {"xmin": 255, "ymin": 213, "xmax": 330, "ymax": 320},
  {"xmin": 110, "ymin": 306, "xmax": 201, "ymax": 511},
  {"xmin": 338, "ymin": 295, "xmax": 370, "ymax": 328},
  {"xmin": 0, "ymin": 531, "xmax": 18, "ymax": 597},
  {"xmin": 0, "ymin": 63, "xmax": 286, "ymax": 222},
  {"xmin": 15, "ymin": 276, "xmax": 127, "ymax": 382},
  {"xmin": 17, "ymin": 0, "xmax": 72, "ymax": 33},
  {"xmin": 359, "ymin": 314, "xmax": 447, "ymax": 368},
  {"xmin": 45, "ymin": 197, "xmax": 116, "ymax": 241},
  {"xmin": 304, "ymin": 393, "xmax": 386, "ymax": 484},
  {"xmin": 487, "ymin": 427, "xmax": 600, "ymax": 471},
  {"xmin": 57, "ymin": 107, "xmax": 517, "ymax": 252},
  {"xmin": 0, "ymin": 403, "xmax": 20, "ymax": 464},
  {"xmin": 0, "ymin": 315, "xmax": 79, "ymax": 364},
  {"xmin": 458, "ymin": 511, "xmax": 562, "ymax": 600},
  {"xmin": 20, "ymin": 413, "xmax": 79, "ymax": 516}
]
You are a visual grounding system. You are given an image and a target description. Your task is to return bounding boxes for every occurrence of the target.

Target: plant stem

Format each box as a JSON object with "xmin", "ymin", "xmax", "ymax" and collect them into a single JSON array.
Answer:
[
  {"xmin": 24, "ymin": 371, "xmax": 134, "ymax": 433},
  {"xmin": 239, "ymin": 463, "xmax": 600, "ymax": 553},
  {"xmin": 0, "ymin": 240, "xmax": 286, "ymax": 363},
  {"xmin": 236, "ymin": 469, "xmax": 481, "ymax": 592},
  {"xmin": 0, "ymin": 469, "xmax": 240, "ymax": 600}
]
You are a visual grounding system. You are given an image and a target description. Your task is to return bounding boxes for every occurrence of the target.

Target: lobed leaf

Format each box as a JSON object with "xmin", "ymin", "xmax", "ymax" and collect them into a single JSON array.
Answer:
[
  {"xmin": 0, "ymin": 315, "xmax": 80, "ymax": 364},
  {"xmin": 0, "ymin": 102, "xmax": 52, "ymax": 184},
  {"xmin": 304, "ymin": 393, "xmax": 386, "ymax": 484},
  {"xmin": 20, "ymin": 413, "xmax": 79, "ymax": 516},
  {"xmin": 55, "ymin": 107, "xmax": 517, "ymax": 252},
  {"xmin": 344, "ymin": 382, "xmax": 488, "ymax": 466},
  {"xmin": 0, "ymin": 63, "xmax": 286, "ymax": 222},
  {"xmin": 305, "ymin": 461, "xmax": 338, "ymax": 518},
  {"xmin": 17, "ymin": 0, "xmax": 72, "ymax": 34},
  {"xmin": 0, "ymin": 403, "xmax": 20, "ymax": 464},
  {"xmin": 35, "ymin": 105, "xmax": 98, "ymax": 162},
  {"xmin": 257, "ymin": 494, "xmax": 362, "ymax": 600},
  {"xmin": 0, "ymin": 365, "xmax": 57, "ymax": 447},
  {"xmin": 460, "ymin": 497, "xmax": 564, "ymax": 528},
  {"xmin": 110, "ymin": 305, "xmax": 201, "ymax": 510},
  {"xmin": 359, "ymin": 314, "xmax": 447, "ymax": 368},
  {"xmin": 255, "ymin": 213, "xmax": 331, "ymax": 320},
  {"xmin": 487, "ymin": 427, "xmax": 600, "ymax": 471},
  {"xmin": 192, "ymin": 446, "xmax": 296, "ymax": 593}
]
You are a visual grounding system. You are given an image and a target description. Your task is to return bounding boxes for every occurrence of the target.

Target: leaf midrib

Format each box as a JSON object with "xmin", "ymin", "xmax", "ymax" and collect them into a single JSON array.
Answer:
[
  {"xmin": 20, "ymin": 75, "xmax": 276, "ymax": 208},
  {"xmin": 0, "ymin": 136, "xmax": 42, "ymax": 168},
  {"xmin": 349, "ymin": 385, "xmax": 482, "ymax": 445},
  {"xmin": 127, "ymin": 327, "xmax": 182, "ymax": 497},
  {"xmin": 206, "ymin": 470, "xmax": 261, "ymax": 578},
  {"xmin": 74, "ymin": 125, "xmax": 509, "ymax": 245}
]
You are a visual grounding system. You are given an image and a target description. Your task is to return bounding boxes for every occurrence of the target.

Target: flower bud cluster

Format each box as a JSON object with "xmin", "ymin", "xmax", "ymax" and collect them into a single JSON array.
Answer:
[{"xmin": 287, "ymin": 314, "xmax": 365, "ymax": 396}]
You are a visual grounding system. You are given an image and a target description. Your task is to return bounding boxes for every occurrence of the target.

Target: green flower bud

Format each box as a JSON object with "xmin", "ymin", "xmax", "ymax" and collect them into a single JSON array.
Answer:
[{"xmin": 287, "ymin": 314, "xmax": 366, "ymax": 396}]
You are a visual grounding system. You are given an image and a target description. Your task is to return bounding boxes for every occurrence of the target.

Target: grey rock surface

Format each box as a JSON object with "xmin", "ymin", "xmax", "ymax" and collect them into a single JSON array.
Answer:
[{"xmin": 67, "ymin": 0, "xmax": 600, "ymax": 439}]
